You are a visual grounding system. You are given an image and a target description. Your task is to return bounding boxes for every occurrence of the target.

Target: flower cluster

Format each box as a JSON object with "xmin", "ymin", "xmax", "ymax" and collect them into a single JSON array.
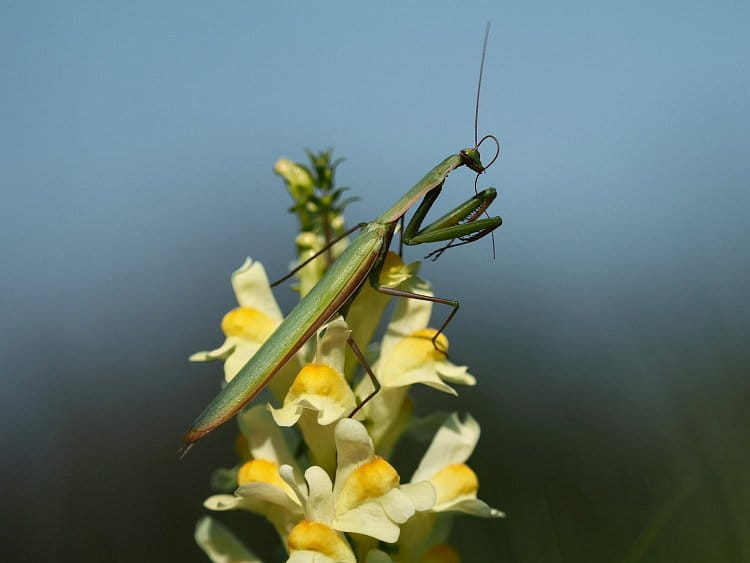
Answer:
[{"xmin": 191, "ymin": 151, "xmax": 502, "ymax": 562}]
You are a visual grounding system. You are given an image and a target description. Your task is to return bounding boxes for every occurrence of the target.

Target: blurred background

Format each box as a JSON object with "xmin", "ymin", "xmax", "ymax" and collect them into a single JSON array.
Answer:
[{"xmin": 2, "ymin": 1, "xmax": 748, "ymax": 561}]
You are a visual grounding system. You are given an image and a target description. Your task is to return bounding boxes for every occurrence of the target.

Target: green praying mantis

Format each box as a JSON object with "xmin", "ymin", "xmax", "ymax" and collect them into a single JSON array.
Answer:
[{"xmin": 181, "ymin": 26, "xmax": 503, "ymax": 454}]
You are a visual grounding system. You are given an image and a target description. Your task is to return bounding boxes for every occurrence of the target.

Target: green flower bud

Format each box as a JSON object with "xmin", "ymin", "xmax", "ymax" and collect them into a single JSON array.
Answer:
[{"xmin": 274, "ymin": 158, "xmax": 314, "ymax": 202}]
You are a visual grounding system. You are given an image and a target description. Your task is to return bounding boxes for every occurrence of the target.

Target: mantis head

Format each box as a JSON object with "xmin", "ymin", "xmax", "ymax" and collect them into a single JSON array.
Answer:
[
  {"xmin": 461, "ymin": 132, "xmax": 501, "ymax": 175},
  {"xmin": 460, "ymin": 148, "xmax": 484, "ymax": 173}
]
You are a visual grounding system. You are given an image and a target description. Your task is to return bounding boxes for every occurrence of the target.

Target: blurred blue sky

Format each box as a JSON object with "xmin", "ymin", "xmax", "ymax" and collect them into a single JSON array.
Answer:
[
  {"xmin": 3, "ymin": 1, "xmax": 748, "ymax": 318},
  {"xmin": 2, "ymin": 1, "xmax": 749, "ymax": 561}
]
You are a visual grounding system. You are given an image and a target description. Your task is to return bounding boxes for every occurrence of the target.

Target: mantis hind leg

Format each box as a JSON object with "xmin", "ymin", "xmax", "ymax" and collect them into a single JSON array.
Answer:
[
  {"xmin": 346, "ymin": 335, "xmax": 381, "ymax": 417},
  {"xmin": 270, "ymin": 222, "xmax": 366, "ymax": 287},
  {"xmin": 374, "ymin": 286, "xmax": 459, "ymax": 357}
]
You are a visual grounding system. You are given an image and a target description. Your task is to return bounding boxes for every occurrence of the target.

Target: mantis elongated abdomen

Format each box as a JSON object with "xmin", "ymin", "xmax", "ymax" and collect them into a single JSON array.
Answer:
[{"xmin": 184, "ymin": 224, "xmax": 388, "ymax": 444}]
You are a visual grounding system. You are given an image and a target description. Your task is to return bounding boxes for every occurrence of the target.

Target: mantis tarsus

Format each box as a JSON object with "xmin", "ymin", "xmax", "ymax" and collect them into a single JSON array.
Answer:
[{"xmin": 181, "ymin": 26, "xmax": 503, "ymax": 454}]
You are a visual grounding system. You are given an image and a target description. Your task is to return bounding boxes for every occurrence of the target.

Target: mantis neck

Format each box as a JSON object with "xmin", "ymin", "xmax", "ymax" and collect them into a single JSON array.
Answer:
[{"xmin": 376, "ymin": 154, "xmax": 463, "ymax": 225}]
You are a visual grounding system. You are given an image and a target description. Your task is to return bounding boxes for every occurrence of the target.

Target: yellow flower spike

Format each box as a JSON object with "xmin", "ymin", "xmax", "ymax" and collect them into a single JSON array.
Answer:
[
  {"xmin": 237, "ymin": 459, "xmax": 295, "ymax": 498},
  {"xmin": 287, "ymin": 521, "xmax": 355, "ymax": 562},
  {"xmin": 429, "ymin": 463, "xmax": 479, "ymax": 505},
  {"xmin": 421, "ymin": 544, "xmax": 461, "ymax": 563},
  {"xmin": 287, "ymin": 363, "xmax": 351, "ymax": 404},
  {"xmin": 337, "ymin": 456, "xmax": 400, "ymax": 511},
  {"xmin": 221, "ymin": 307, "xmax": 276, "ymax": 341}
]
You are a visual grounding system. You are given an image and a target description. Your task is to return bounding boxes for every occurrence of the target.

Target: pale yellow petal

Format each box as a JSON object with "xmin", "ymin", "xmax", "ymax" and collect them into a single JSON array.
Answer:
[
  {"xmin": 195, "ymin": 516, "xmax": 262, "ymax": 563},
  {"xmin": 189, "ymin": 339, "xmax": 235, "ymax": 362},
  {"xmin": 273, "ymin": 362, "xmax": 357, "ymax": 427},
  {"xmin": 436, "ymin": 362, "xmax": 476, "ymax": 386},
  {"xmin": 335, "ymin": 456, "xmax": 399, "ymax": 514},
  {"xmin": 221, "ymin": 307, "xmax": 277, "ymax": 342},
  {"xmin": 332, "ymin": 501, "xmax": 401, "ymax": 543},
  {"xmin": 377, "ymin": 252, "xmax": 418, "ymax": 288},
  {"xmin": 441, "ymin": 497, "xmax": 505, "ymax": 518},
  {"xmin": 221, "ymin": 481, "xmax": 304, "ymax": 540},
  {"xmin": 378, "ymin": 364, "xmax": 458, "ymax": 395},
  {"xmin": 399, "ymin": 481, "xmax": 437, "ymax": 512},
  {"xmin": 237, "ymin": 458, "xmax": 296, "ymax": 500},
  {"xmin": 379, "ymin": 487, "xmax": 416, "ymax": 523},
  {"xmin": 411, "ymin": 414, "xmax": 480, "ymax": 483},
  {"xmin": 430, "ymin": 463, "xmax": 479, "ymax": 506},
  {"xmin": 287, "ymin": 521, "xmax": 356, "ymax": 563},
  {"xmin": 333, "ymin": 418, "xmax": 376, "ymax": 497},
  {"xmin": 203, "ymin": 494, "xmax": 242, "ymax": 511},
  {"xmin": 312, "ymin": 316, "xmax": 350, "ymax": 376},
  {"xmin": 231, "ymin": 258, "xmax": 283, "ymax": 321},
  {"xmin": 237, "ymin": 405, "xmax": 300, "ymax": 474},
  {"xmin": 223, "ymin": 339, "xmax": 262, "ymax": 382}
]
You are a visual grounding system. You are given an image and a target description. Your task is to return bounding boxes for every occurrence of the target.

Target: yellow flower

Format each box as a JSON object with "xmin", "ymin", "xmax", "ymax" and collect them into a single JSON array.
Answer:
[
  {"xmin": 203, "ymin": 406, "xmax": 305, "ymax": 543},
  {"xmin": 274, "ymin": 418, "xmax": 435, "ymax": 556},
  {"xmin": 189, "ymin": 257, "xmax": 298, "ymax": 399},
  {"xmin": 269, "ymin": 317, "xmax": 357, "ymax": 474},
  {"xmin": 330, "ymin": 419, "xmax": 436, "ymax": 543},
  {"xmin": 354, "ymin": 273, "xmax": 475, "ymax": 455},
  {"xmin": 374, "ymin": 276, "xmax": 475, "ymax": 394},
  {"xmin": 287, "ymin": 520, "xmax": 356, "ymax": 563},
  {"xmin": 410, "ymin": 413, "xmax": 503, "ymax": 517},
  {"xmin": 395, "ymin": 415, "xmax": 502, "ymax": 562},
  {"xmin": 271, "ymin": 317, "xmax": 357, "ymax": 427},
  {"xmin": 280, "ymin": 465, "xmax": 357, "ymax": 563}
]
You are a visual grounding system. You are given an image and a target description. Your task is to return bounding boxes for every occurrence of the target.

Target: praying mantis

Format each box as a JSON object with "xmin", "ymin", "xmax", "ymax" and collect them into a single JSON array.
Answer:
[{"xmin": 181, "ymin": 26, "xmax": 503, "ymax": 454}]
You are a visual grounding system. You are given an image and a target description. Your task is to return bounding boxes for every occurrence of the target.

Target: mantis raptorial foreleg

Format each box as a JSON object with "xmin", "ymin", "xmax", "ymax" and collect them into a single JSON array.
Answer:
[
  {"xmin": 402, "ymin": 185, "xmax": 500, "ymax": 247},
  {"xmin": 382, "ymin": 186, "xmax": 501, "ymax": 353},
  {"xmin": 417, "ymin": 187, "xmax": 500, "ymax": 261}
]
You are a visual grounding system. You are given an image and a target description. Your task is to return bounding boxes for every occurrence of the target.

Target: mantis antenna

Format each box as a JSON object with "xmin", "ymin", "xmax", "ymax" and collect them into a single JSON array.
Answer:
[
  {"xmin": 474, "ymin": 22, "xmax": 489, "ymax": 148},
  {"xmin": 473, "ymin": 22, "xmax": 500, "ymax": 167},
  {"xmin": 476, "ymin": 23, "xmax": 500, "ymax": 259},
  {"xmin": 429, "ymin": 23, "xmax": 500, "ymax": 261}
]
